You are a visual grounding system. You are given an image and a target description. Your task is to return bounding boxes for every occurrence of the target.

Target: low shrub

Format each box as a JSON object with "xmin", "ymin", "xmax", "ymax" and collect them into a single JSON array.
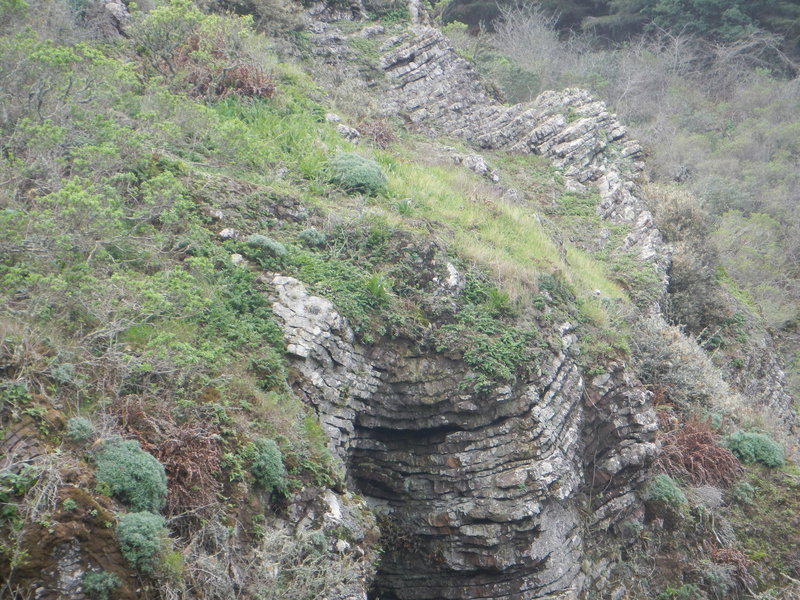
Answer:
[
  {"xmin": 723, "ymin": 430, "xmax": 784, "ymax": 468},
  {"xmin": 656, "ymin": 584, "xmax": 701, "ymax": 600},
  {"xmin": 82, "ymin": 571, "xmax": 121, "ymax": 600},
  {"xmin": 246, "ymin": 234, "xmax": 287, "ymax": 257},
  {"xmin": 66, "ymin": 416, "xmax": 95, "ymax": 442},
  {"xmin": 298, "ymin": 228, "xmax": 327, "ymax": 248},
  {"xmin": 251, "ymin": 438, "xmax": 288, "ymax": 497},
  {"xmin": 117, "ymin": 511, "xmax": 166, "ymax": 574},
  {"xmin": 646, "ymin": 474, "xmax": 687, "ymax": 506},
  {"xmin": 94, "ymin": 438, "xmax": 167, "ymax": 512},
  {"xmin": 244, "ymin": 234, "xmax": 287, "ymax": 268},
  {"xmin": 329, "ymin": 153, "xmax": 387, "ymax": 196},
  {"xmin": 727, "ymin": 481, "xmax": 755, "ymax": 505}
]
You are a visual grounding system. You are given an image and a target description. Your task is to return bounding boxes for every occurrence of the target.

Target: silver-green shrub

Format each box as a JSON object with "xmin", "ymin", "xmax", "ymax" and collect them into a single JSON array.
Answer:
[
  {"xmin": 329, "ymin": 153, "xmax": 387, "ymax": 196},
  {"xmin": 66, "ymin": 416, "xmax": 95, "ymax": 442},
  {"xmin": 117, "ymin": 511, "xmax": 166, "ymax": 573},
  {"xmin": 82, "ymin": 571, "xmax": 121, "ymax": 600},
  {"xmin": 251, "ymin": 439, "xmax": 288, "ymax": 497},
  {"xmin": 724, "ymin": 430, "xmax": 784, "ymax": 468},
  {"xmin": 646, "ymin": 474, "xmax": 687, "ymax": 506},
  {"xmin": 95, "ymin": 438, "xmax": 167, "ymax": 512}
]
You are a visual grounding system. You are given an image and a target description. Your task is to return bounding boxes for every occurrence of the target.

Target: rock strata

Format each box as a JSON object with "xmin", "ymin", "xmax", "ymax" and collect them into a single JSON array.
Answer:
[
  {"xmin": 379, "ymin": 28, "xmax": 668, "ymax": 310},
  {"xmin": 271, "ymin": 276, "xmax": 658, "ymax": 599}
]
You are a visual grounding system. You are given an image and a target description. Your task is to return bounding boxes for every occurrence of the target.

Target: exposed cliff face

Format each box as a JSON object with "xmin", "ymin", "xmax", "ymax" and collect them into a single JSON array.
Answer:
[
  {"xmin": 372, "ymin": 23, "xmax": 798, "ymax": 429},
  {"xmin": 271, "ymin": 275, "xmax": 658, "ymax": 599}
]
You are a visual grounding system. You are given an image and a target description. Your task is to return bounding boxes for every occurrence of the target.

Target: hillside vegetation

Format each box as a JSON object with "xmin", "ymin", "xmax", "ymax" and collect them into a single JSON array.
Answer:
[{"xmin": 0, "ymin": 0, "xmax": 798, "ymax": 599}]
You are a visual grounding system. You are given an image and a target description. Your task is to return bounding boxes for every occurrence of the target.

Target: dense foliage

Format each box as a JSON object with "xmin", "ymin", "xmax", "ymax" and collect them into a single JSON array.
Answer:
[
  {"xmin": 82, "ymin": 571, "xmax": 122, "ymax": 600},
  {"xmin": 645, "ymin": 474, "xmax": 687, "ymax": 506},
  {"xmin": 116, "ymin": 511, "xmax": 167, "ymax": 573},
  {"xmin": 724, "ymin": 430, "xmax": 785, "ymax": 468},
  {"xmin": 444, "ymin": 0, "xmax": 800, "ymax": 51},
  {"xmin": 251, "ymin": 438, "xmax": 289, "ymax": 497},
  {"xmin": 329, "ymin": 152, "xmax": 388, "ymax": 196},
  {"xmin": 443, "ymin": 1, "xmax": 800, "ymax": 394},
  {"xmin": 95, "ymin": 438, "xmax": 168, "ymax": 512}
]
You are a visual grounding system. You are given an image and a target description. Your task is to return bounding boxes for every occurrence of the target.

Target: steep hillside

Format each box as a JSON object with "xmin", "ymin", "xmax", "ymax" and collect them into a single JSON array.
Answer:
[{"xmin": 0, "ymin": 1, "xmax": 798, "ymax": 599}]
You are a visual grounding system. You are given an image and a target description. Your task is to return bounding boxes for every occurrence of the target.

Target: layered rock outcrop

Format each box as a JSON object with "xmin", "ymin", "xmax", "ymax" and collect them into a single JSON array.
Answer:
[
  {"xmin": 379, "ymin": 28, "xmax": 668, "ymax": 308},
  {"xmin": 288, "ymin": 14, "xmax": 798, "ymax": 599},
  {"xmin": 271, "ymin": 275, "xmax": 658, "ymax": 599},
  {"xmin": 373, "ymin": 24, "xmax": 797, "ymax": 430}
]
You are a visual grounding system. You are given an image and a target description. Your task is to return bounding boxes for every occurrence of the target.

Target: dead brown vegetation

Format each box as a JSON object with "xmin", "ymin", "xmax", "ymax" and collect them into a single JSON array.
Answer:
[
  {"xmin": 711, "ymin": 546, "xmax": 756, "ymax": 589},
  {"xmin": 115, "ymin": 397, "xmax": 223, "ymax": 521},
  {"xmin": 176, "ymin": 34, "xmax": 275, "ymax": 100},
  {"xmin": 356, "ymin": 117, "xmax": 397, "ymax": 149},
  {"xmin": 656, "ymin": 418, "xmax": 743, "ymax": 487}
]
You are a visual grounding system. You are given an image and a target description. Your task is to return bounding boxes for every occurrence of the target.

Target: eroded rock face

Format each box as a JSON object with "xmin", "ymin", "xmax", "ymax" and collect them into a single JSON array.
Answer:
[{"xmin": 271, "ymin": 275, "xmax": 658, "ymax": 599}]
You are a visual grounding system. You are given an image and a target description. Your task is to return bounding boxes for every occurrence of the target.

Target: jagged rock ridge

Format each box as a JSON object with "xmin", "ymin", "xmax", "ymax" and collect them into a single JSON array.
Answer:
[{"xmin": 379, "ymin": 27, "xmax": 669, "ymax": 309}]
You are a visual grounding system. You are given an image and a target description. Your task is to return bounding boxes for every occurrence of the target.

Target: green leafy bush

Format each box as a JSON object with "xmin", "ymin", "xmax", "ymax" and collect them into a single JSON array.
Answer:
[
  {"xmin": 646, "ymin": 474, "xmax": 687, "ymax": 506},
  {"xmin": 66, "ymin": 416, "xmax": 95, "ymax": 442},
  {"xmin": 728, "ymin": 481, "xmax": 755, "ymax": 505},
  {"xmin": 82, "ymin": 571, "xmax": 121, "ymax": 600},
  {"xmin": 116, "ymin": 511, "xmax": 166, "ymax": 573},
  {"xmin": 251, "ymin": 439, "xmax": 288, "ymax": 497},
  {"xmin": 298, "ymin": 228, "xmax": 327, "ymax": 248},
  {"xmin": 724, "ymin": 430, "xmax": 784, "ymax": 467},
  {"xmin": 95, "ymin": 438, "xmax": 167, "ymax": 512},
  {"xmin": 329, "ymin": 153, "xmax": 387, "ymax": 196}
]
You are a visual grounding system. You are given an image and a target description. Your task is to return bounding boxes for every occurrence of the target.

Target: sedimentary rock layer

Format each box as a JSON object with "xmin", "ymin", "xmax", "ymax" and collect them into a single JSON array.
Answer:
[{"xmin": 272, "ymin": 275, "xmax": 658, "ymax": 599}]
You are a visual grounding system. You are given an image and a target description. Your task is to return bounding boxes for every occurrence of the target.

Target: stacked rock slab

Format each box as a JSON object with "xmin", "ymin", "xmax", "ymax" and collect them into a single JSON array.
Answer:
[{"xmin": 271, "ymin": 275, "xmax": 658, "ymax": 599}]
